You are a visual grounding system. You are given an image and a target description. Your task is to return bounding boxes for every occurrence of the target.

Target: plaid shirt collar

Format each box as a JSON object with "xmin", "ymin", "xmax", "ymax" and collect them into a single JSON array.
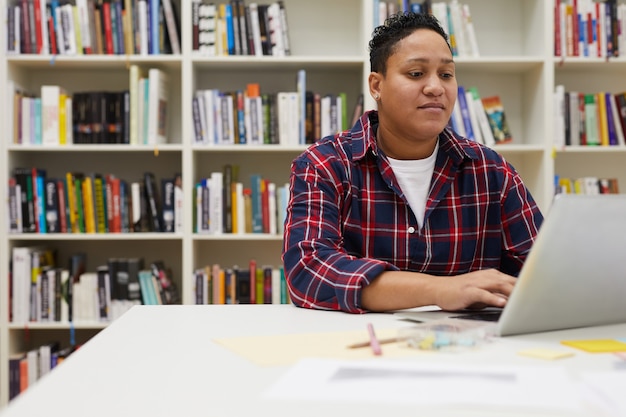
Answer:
[{"xmin": 349, "ymin": 110, "xmax": 479, "ymax": 165}]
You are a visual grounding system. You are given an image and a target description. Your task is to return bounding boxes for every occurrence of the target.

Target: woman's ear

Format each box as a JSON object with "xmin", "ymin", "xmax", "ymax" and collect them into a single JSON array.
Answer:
[{"xmin": 368, "ymin": 72, "xmax": 382, "ymax": 101}]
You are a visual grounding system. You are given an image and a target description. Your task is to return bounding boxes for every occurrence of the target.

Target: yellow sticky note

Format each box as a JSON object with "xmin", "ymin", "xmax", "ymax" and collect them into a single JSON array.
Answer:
[
  {"xmin": 518, "ymin": 348, "xmax": 574, "ymax": 360},
  {"xmin": 561, "ymin": 339, "xmax": 626, "ymax": 353}
]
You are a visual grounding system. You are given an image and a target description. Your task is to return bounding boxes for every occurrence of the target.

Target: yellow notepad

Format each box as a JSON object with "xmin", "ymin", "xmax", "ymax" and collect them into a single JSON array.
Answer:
[
  {"xmin": 518, "ymin": 348, "xmax": 574, "ymax": 360},
  {"xmin": 561, "ymin": 339, "xmax": 626, "ymax": 353}
]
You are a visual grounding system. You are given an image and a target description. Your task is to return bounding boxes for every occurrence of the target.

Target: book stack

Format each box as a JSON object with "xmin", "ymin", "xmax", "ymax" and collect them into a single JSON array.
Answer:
[
  {"xmin": 553, "ymin": 86, "xmax": 626, "ymax": 148},
  {"xmin": 193, "ymin": 262, "xmax": 289, "ymax": 305},
  {"xmin": 374, "ymin": 0, "xmax": 480, "ymax": 58},
  {"xmin": 5, "ymin": 0, "xmax": 181, "ymax": 56},
  {"xmin": 449, "ymin": 86, "xmax": 513, "ymax": 146},
  {"xmin": 192, "ymin": 0, "xmax": 291, "ymax": 56},
  {"xmin": 554, "ymin": 0, "xmax": 625, "ymax": 58}
]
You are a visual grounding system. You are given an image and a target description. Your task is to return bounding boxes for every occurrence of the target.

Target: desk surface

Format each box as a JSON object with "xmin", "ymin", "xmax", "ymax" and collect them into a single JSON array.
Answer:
[{"xmin": 1, "ymin": 305, "xmax": 624, "ymax": 417}]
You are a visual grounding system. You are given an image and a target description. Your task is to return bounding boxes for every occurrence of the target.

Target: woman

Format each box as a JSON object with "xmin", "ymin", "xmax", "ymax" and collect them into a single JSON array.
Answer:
[{"xmin": 282, "ymin": 12, "xmax": 543, "ymax": 313}]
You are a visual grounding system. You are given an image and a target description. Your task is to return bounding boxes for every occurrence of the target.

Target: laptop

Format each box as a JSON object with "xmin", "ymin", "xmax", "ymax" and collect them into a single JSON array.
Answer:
[{"xmin": 395, "ymin": 193, "xmax": 626, "ymax": 336}]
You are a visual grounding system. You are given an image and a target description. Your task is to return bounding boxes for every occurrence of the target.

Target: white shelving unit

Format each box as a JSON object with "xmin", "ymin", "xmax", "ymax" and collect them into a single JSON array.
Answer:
[{"xmin": 2, "ymin": 0, "xmax": 625, "ymax": 407}]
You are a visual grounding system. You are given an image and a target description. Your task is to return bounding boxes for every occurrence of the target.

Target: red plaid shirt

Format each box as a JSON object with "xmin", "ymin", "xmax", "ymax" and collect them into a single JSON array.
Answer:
[{"xmin": 282, "ymin": 110, "xmax": 543, "ymax": 313}]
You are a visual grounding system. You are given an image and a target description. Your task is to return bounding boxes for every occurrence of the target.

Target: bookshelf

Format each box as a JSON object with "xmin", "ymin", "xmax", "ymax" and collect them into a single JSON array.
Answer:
[{"xmin": 2, "ymin": 0, "xmax": 625, "ymax": 408}]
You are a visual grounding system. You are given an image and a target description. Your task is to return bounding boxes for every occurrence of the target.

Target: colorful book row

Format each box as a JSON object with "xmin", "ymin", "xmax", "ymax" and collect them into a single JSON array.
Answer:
[
  {"xmin": 554, "ymin": 87, "xmax": 626, "ymax": 147},
  {"xmin": 9, "ymin": 66, "xmax": 168, "ymax": 146},
  {"xmin": 6, "ymin": 0, "xmax": 181, "ymax": 55},
  {"xmin": 195, "ymin": 166, "xmax": 288, "ymax": 235},
  {"xmin": 554, "ymin": 0, "xmax": 625, "ymax": 58},
  {"xmin": 375, "ymin": 1, "xmax": 480, "ymax": 58},
  {"xmin": 192, "ymin": 86, "xmax": 358, "ymax": 147},
  {"xmin": 192, "ymin": 0, "xmax": 290, "ymax": 57},
  {"xmin": 10, "ymin": 247, "xmax": 179, "ymax": 325},
  {"xmin": 193, "ymin": 261, "xmax": 289, "ymax": 305},
  {"xmin": 555, "ymin": 175, "xmax": 620, "ymax": 195},
  {"xmin": 7, "ymin": 168, "xmax": 182, "ymax": 234}
]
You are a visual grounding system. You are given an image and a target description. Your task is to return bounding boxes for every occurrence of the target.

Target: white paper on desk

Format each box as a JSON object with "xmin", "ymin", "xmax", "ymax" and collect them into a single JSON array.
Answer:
[
  {"xmin": 264, "ymin": 358, "xmax": 581, "ymax": 413},
  {"xmin": 580, "ymin": 370, "xmax": 626, "ymax": 416}
]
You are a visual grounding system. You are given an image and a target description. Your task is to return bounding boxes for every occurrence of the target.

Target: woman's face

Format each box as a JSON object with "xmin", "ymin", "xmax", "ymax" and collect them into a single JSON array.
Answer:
[{"xmin": 373, "ymin": 29, "xmax": 457, "ymax": 147}]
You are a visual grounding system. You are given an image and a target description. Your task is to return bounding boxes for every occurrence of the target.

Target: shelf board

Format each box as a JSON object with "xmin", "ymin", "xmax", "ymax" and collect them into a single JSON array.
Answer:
[
  {"xmin": 7, "ymin": 233, "xmax": 184, "ymax": 241},
  {"xmin": 7, "ymin": 144, "xmax": 183, "ymax": 152},
  {"xmin": 192, "ymin": 144, "xmax": 307, "ymax": 152},
  {"xmin": 194, "ymin": 234, "xmax": 283, "ymax": 241},
  {"xmin": 6, "ymin": 54, "xmax": 182, "ymax": 70},
  {"xmin": 191, "ymin": 55, "xmax": 365, "ymax": 70},
  {"xmin": 8, "ymin": 322, "xmax": 109, "ymax": 330},
  {"xmin": 555, "ymin": 145, "xmax": 626, "ymax": 153},
  {"xmin": 490, "ymin": 144, "xmax": 545, "ymax": 152},
  {"xmin": 553, "ymin": 56, "xmax": 626, "ymax": 72}
]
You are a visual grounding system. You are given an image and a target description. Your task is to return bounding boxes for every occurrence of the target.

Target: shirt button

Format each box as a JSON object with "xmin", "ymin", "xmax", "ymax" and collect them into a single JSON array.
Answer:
[{"xmin": 408, "ymin": 226, "xmax": 416, "ymax": 234}]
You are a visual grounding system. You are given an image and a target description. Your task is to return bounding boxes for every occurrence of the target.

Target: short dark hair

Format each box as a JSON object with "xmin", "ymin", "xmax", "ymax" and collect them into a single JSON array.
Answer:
[{"xmin": 369, "ymin": 12, "xmax": 450, "ymax": 74}]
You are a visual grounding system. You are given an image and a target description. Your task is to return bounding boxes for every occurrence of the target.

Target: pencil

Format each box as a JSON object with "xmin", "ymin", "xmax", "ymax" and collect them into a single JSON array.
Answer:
[
  {"xmin": 347, "ymin": 337, "xmax": 398, "ymax": 349},
  {"xmin": 367, "ymin": 323, "xmax": 382, "ymax": 356}
]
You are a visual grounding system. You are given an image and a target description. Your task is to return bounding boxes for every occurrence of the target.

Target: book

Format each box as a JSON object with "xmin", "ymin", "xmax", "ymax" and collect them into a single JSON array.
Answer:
[
  {"xmin": 143, "ymin": 172, "xmax": 163, "ymax": 232},
  {"xmin": 81, "ymin": 174, "xmax": 96, "ymax": 233},
  {"xmin": 44, "ymin": 178, "xmax": 60, "ymax": 233},
  {"xmin": 248, "ymin": 2, "xmax": 263, "ymax": 57},
  {"xmin": 7, "ymin": 178, "xmax": 22, "ymax": 234},
  {"xmin": 197, "ymin": 1, "xmax": 217, "ymax": 55},
  {"xmin": 32, "ymin": 168, "xmax": 47, "ymax": 233},
  {"xmin": 40, "ymin": 85, "xmax": 66, "ymax": 145},
  {"xmin": 126, "ymin": 257, "xmax": 145, "ymax": 303},
  {"xmin": 147, "ymin": 68, "xmax": 169, "ymax": 145},
  {"xmin": 161, "ymin": 0, "xmax": 181, "ymax": 54},
  {"xmin": 138, "ymin": 269, "xmax": 158, "ymax": 305},
  {"xmin": 481, "ymin": 96, "xmax": 513, "ymax": 144},
  {"xmin": 597, "ymin": 91, "xmax": 609, "ymax": 146},
  {"xmin": 96, "ymin": 265, "xmax": 111, "ymax": 321},
  {"xmin": 464, "ymin": 87, "xmax": 483, "ymax": 144},
  {"xmin": 456, "ymin": 85, "xmax": 474, "ymax": 140},
  {"xmin": 467, "ymin": 87, "xmax": 495, "ymax": 147},
  {"xmin": 161, "ymin": 177, "xmax": 175, "ymax": 233},
  {"xmin": 14, "ymin": 167, "xmax": 36, "ymax": 233},
  {"xmin": 92, "ymin": 174, "xmax": 108, "ymax": 233},
  {"xmin": 131, "ymin": 181, "xmax": 148, "ymax": 232},
  {"xmin": 583, "ymin": 93, "xmax": 600, "ymax": 146}
]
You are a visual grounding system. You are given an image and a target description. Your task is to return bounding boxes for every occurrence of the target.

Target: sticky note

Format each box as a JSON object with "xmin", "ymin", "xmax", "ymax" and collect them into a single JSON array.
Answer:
[
  {"xmin": 518, "ymin": 348, "xmax": 575, "ymax": 360},
  {"xmin": 561, "ymin": 339, "xmax": 626, "ymax": 353}
]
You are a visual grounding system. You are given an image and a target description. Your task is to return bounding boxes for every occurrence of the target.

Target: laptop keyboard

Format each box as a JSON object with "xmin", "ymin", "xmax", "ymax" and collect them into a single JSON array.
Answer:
[{"xmin": 449, "ymin": 311, "xmax": 502, "ymax": 322}]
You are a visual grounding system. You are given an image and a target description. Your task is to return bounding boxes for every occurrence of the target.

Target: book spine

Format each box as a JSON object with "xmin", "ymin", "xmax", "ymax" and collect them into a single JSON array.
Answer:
[
  {"xmin": 161, "ymin": 177, "xmax": 175, "ymax": 232},
  {"xmin": 44, "ymin": 178, "xmax": 59, "ymax": 233},
  {"xmin": 144, "ymin": 172, "xmax": 163, "ymax": 232},
  {"xmin": 56, "ymin": 179, "xmax": 67, "ymax": 233}
]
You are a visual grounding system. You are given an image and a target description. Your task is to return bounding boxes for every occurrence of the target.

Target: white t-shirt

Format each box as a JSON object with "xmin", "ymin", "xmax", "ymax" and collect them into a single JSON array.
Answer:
[{"xmin": 387, "ymin": 142, "xmax": 438, "ymax": 228}]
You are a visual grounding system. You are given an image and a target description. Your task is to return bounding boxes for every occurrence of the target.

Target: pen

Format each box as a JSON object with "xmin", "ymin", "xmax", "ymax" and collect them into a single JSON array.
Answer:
[{"xmin": 367, "ymin": 323, "xmax": 382, "ymax": 356}]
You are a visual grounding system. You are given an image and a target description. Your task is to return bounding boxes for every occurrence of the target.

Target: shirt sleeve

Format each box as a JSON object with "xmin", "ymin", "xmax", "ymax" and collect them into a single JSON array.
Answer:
[
  {"xmin": 281, "ymin": 156, "xmax": 397, "ymax": 313},
  {"xmin": 499, "ymin": 163, "xmax": 544, "ymax": 276}
]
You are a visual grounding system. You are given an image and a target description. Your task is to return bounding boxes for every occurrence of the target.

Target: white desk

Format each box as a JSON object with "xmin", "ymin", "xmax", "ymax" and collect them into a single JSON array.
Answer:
[{"xmin": 1, "ymin": 305, "xmax": 624, "ymax": 417}]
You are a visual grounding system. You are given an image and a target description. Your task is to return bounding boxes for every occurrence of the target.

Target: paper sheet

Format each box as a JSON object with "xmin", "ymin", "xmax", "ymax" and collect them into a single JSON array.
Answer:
[
  {"xmin": 581, "ymin": 370, "xmax": 626, "ymax": 416},
  {"xmin": 263, "ymin": 358, "xmax": 582, "ymax": 413},
  {"xmin": 213, "ymin": 328, "xmax": 423, "ymax": 366}
]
